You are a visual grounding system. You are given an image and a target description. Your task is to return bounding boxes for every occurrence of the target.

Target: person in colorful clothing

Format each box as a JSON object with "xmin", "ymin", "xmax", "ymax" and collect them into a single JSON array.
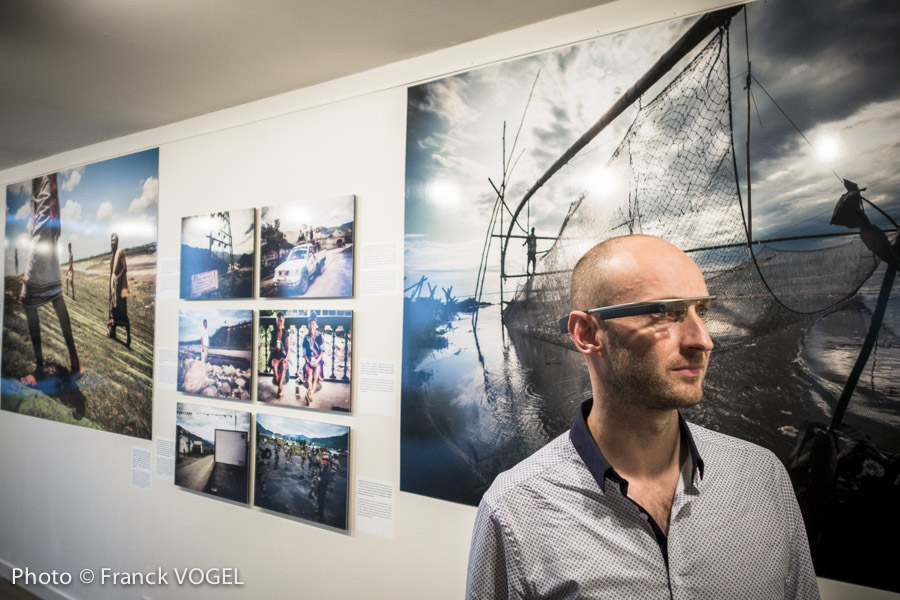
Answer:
[
  {"xmin": 19, "ymin": 174, "xmax": 82, "ymax": 388},
  {"xmin": 269, "ymin": 311, "xmax": 289, "ymax": 397},
  {"xmin": 302, "ymin": 313, "xmax": 325, "ymax": 404},
  {"xmin": 108, "ymin": 232, "xmax": 131, "ymax": 348}
]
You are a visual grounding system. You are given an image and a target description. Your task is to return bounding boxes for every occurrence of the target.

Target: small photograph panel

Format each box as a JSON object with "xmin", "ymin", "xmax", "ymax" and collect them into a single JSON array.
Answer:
[
  {"xmin": 256, "ymin": 309, "xmax": 352, "ymax": 412},
  {"xmin": 176, "ymin": 402, "xmax": 251, "ymax": 503},
  {"xmin": 255, "ymin": 413, "xmax": 350, "ymax": 530},
  {"xmin": 177, "ymin": 309, "xmax": 253, "ymax": 401},
  {"xmin": 259, "ymin": 195, "xmax": 354, "ymax": 298},
  {"xmin": 180, "ymin": 209, "xmax": 256, "ymax": 299}
]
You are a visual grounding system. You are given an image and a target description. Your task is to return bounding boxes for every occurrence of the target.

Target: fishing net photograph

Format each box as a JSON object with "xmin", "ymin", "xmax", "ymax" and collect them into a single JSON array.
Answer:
[{"xmin": 401, "ymin": 0, "xmax": 899, "ymax": 591}]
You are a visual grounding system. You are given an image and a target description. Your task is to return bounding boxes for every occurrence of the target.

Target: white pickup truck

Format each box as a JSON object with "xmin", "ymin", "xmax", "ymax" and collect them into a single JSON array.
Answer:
[{"xmin": 272, "ymin": 243, "xmax": 325, "ymax": 294}]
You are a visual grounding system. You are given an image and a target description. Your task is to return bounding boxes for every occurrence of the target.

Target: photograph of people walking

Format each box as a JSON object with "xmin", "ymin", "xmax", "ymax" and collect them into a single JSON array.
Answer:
[{"xmin": 254, "ymin": 413, "xmax": 349, "ymax": 529}]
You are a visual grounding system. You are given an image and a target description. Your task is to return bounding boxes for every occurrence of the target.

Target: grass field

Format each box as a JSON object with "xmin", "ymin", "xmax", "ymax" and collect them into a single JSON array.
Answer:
[{"xmin": 1, "ymin": 248, "xmax": 156, "ymax": 439}]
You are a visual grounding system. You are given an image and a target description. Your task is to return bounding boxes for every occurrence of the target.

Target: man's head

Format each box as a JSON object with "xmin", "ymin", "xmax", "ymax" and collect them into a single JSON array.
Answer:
[
  {"xmin": 110, "ymin": 233, "xmax": 119, "ymax": 250},
  {"xmin": 567, "ymin": 235, "xmax": 714, "ymax": 411},
  {"xmin": 308, "ymin": 313, "xmax": 318, "ymax": 335},
  {"xmin": 203, "ymin": 319, "xmax": 207, "ymax": 328},
  {"xmin": 276, "ymin": 311, "xmax": 285, "ymax": 329}
]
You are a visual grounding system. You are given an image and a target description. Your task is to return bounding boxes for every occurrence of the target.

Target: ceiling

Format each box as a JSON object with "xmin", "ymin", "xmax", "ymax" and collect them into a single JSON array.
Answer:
[{"xmin": 0, "ymin": 0, "xmax": 615, "ymax": 172}]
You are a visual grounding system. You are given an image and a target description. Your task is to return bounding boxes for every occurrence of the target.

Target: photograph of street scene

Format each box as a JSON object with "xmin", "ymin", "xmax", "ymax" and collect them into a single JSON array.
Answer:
[
  {"xmin": 254, "ymin": 413, "xmax": 349, "ymax": 530},
  {"xmin": 180, "ymin": 209, "xmax": 255, "ymax": 299},
  {"xmin": 257, "ymin": 309, "xmax": 352, "ymax": 411},
  {"xmin": 177, "ymin": 309, "xmax": 253, "ymax": 401},
  {"xmin": 176, "ymin": 402, "xmax": 251, "ymax": 503},
  {"xmin": 259, "ymin": 195, "xmax": 354, "ymax": 298},
  {"xmin": 2, "ymin": 148, "xmax": 159, "ymax": 439}
]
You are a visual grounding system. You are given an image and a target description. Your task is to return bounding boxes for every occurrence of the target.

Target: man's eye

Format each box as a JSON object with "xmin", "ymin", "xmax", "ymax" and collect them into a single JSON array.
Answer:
[
  {"xmin": 654, "ymin": 310, "xmax": 683, "ymax": 321},
  {"xmin": 697, "ymin": 306, "xmax": 710, "ymax": 320}
]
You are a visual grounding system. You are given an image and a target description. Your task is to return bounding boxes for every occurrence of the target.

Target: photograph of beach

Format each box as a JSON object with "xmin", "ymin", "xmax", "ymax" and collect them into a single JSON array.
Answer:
[
  {"xmin": 177, "ymin": 309, "xmax": 253, "ymax": 401},
  {"xmin": 401, "ymin": 0, "xmax": 899, "ymax": 591}
]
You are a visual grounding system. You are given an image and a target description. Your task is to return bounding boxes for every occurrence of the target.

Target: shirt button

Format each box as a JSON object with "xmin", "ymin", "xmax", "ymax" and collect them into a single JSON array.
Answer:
[
  {"xmin": 674, "ymin": 575, "xmax": 684, "ymax": 586},
  {"xmin": 640, "ymin": 512, "xmax": 649, "ymax": 520}
]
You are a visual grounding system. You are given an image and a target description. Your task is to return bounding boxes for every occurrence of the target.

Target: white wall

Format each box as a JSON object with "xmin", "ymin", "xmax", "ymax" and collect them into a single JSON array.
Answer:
[{"xmin": 1, "ymin": 0, "xmax": 896, "ymax": 598}]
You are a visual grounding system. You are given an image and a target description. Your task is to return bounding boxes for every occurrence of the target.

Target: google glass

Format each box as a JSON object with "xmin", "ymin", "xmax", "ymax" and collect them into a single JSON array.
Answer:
[{"xmin": 558, "ymin": 296, "xmax": 716, "ymax": 334}]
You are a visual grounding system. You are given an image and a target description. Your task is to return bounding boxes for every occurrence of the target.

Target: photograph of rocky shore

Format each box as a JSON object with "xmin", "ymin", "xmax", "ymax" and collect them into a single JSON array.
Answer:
[{"xmin": 178, "ymin": 309, "xmax": 253, "ymax": 401}]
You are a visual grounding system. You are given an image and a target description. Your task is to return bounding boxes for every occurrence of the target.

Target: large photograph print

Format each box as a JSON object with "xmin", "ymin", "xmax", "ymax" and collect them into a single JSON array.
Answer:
[
  {"xmin": 177, "ymin": 309, "xmax": 253, "ymax": 401},
  {"xmin": 176, "ymin": 402, "xmax": 251, "ymax": 503},
  {"xmin": 254, "ymin": 413, "xmax": 350, "ymax": 529},
  {"xmin": 401, "ymin": 0, "xmax": 899, "ymax": 591},
  {"xmin": 180, "ymin": 209, "xmax": 256, "ymax": 299},
  {"xmin": 2, "ymin": 149, "xmax": 159, "ymax": 439},
  {"xmin": 256, "ymin": 309, "xmax": 352, "ymax": 412},
  {"xmin": 259, "ymin": 195, "xmax": 355, "ymax": 298}
]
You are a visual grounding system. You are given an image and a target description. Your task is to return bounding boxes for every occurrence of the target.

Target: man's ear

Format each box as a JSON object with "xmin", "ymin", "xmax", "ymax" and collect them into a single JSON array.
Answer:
[{"xmin": 568, "ymin": 312, "xmax": 604, "ymax": 355}]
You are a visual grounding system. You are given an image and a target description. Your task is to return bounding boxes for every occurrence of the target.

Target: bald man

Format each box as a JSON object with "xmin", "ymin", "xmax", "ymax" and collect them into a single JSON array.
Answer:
[{"xmin": 466, "ymin": 235, "xmax": 818, "ymax": 599}]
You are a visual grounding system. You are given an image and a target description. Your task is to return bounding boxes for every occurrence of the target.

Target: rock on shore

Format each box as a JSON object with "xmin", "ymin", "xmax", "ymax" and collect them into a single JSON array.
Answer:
[{"xmin": 179, "ymin": 355, "xmax": 252, "ymax": 400}]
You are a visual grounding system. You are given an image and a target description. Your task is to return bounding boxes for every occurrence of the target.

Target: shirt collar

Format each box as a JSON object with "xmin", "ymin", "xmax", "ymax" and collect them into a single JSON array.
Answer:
[{"xmin": 569, "ymin": 399, "xmax": 705, "ymax": 495}]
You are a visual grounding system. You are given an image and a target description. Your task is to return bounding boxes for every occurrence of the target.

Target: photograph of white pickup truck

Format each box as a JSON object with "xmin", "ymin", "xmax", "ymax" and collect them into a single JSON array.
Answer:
[
  {"xmin": 259, "ymin": 196, "xmax": 355, "ymax": 298},
  {"xmin": 272, "ymin": 243, "xmax": 324, "ymax": 294}
]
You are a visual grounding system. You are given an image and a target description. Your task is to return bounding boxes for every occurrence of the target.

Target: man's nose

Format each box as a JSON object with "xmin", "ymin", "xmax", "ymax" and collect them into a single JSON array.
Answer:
[{"xmin": 680, "ymin": 308, "xmax": 714, "ymax": 352}]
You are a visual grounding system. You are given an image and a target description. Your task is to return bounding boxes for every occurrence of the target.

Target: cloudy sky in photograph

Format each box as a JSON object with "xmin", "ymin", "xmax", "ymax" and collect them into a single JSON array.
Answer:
[
  {"xmin": 256, "ymin": 413, "xmax": 348, "ymax": 440},
  {"xmin": 178, "ymin": 309, "xmax": 253, "ymax": 343},
  {"xmin": 176, "ymin": 402, "xmax": 251, "ymax": 444},
  {"xmin": 5, "ymin": 148, "xmax": 159, "ymax": 274},
  {"xmin": 260, "ymin": 194, "xmax": 355, "ymax": 234},
  {"xmin": 731, "ymin": 0, "xmax": 900, "ymax": 240},
  {"xmin": 181, "ymin": 208, "xmax": 255, "ymax": 255},
  {"xmin": 405, "ymin": 0, "xmax": 899, "ymax": 298}
]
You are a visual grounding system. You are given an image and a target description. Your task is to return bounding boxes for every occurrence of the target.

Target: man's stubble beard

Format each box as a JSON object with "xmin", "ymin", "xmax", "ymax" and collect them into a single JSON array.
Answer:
[{"xmin": 603, "ymin": 329, "xmax": 708, "ymax": 411}]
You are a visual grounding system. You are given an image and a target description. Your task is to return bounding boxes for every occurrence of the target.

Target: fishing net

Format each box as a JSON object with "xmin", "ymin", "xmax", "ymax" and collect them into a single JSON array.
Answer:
[
  {"xmin": 507, "ymin": 29, "xmax": 882, "ymax": 349},
  {"xmin": 502, "ymin": 27, "xmax": 897, "ymax": 590}
]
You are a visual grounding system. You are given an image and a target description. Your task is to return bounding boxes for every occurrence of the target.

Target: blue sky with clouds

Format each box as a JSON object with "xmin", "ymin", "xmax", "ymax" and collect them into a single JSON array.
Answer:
[
  {"xmin": 256, "ymin": 413, "xmax": 348, "ymax": 440},
  {"xmin": 181, "ymin": 208, "xmax": 255, "ymax": 255},
  {"xmin": 178, "ymin": 309, "xmax": 253, "ymax": 343},
  {"xmin": 5, "ymin": 148, "xmax": 159, "ymax": 274}
]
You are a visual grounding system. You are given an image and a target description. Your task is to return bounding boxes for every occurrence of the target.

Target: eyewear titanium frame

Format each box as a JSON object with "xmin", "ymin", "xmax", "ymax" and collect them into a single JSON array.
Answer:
[{"xmin": 557, "ymin": 296, "xmax": 716, "ymax": 334}]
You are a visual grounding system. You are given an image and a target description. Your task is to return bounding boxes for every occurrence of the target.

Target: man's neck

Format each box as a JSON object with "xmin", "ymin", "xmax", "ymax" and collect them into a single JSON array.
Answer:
[
  {"xmin": 587, "ymin": 397, "xmax": 686, "ymax": 536},
  {"xmin": 585, "ymin": 398, "xmax": 683, "ymax": 482}
]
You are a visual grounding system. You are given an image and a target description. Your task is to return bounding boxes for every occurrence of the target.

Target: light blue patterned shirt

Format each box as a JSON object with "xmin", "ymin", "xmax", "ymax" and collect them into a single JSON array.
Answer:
[{"xmin": 466, "ymin": 400, "xmax": 819, "ymax": 599}]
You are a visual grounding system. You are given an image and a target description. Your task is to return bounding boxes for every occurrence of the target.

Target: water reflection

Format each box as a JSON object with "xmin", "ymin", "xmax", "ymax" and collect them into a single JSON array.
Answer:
[{"xmin": 401, "ymin": 269, "xmax": 899, "ymax": 507}]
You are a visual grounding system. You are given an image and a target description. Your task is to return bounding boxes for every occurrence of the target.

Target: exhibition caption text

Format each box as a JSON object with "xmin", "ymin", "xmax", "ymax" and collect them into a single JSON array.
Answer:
[{"xmin": 12, "ymin": 567, "xmax": 245, "ymax": 588}]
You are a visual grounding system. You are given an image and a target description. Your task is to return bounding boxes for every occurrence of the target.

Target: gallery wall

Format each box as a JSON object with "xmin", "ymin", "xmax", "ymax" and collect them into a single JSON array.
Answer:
[{"xmin": 0, "ymin": 0, "xmax": 895, "ymax": 598}]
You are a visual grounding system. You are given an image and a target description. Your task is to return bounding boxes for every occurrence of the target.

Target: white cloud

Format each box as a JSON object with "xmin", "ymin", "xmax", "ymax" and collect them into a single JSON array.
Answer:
[
  {"xmin": 61, "ymin": 168, "xmax": 83, "ymax": 192},
  {"xmin": 97, "ymin": 201, "xmax": 115, "ymax": 221},
  {"xmin": 16, "ymin": 233, "xmax": 30, "ymax": 250},
  {"xmin": 9, "ymin": 181, "xmax": 29, "ymax": 196},
  {"xmin": 15, "ymin": 202, "xmax": 30, "ymax": 220},
  {"xmin": 128, "ymin": 176, "xmax": 159, "ymax": 212},
  {"xmin": 61, "ymin": 199, "xmax": 82, "ymax": 222}
]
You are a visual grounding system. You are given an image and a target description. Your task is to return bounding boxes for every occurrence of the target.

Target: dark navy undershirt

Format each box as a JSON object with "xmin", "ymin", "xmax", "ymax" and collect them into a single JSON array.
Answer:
[{"xmin": 568, "ymin": 399, "xmax": 705, "ymax": 568}]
